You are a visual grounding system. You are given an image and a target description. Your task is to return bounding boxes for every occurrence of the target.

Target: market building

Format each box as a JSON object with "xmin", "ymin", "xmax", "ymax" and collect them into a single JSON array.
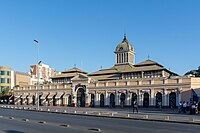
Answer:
[{"xmin": 12, "ymin": 36, "xmax": 200, "ymax": 108}]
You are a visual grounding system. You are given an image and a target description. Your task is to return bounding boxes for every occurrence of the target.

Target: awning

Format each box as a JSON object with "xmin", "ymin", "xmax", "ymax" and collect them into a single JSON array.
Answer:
[
  {"xmin": 63, "ymin": 94, "xmax": 70, "ymax": 98},
  {"xmin": 14, "ymin": 95, "xmax": 22, "ymax": 98},
  {"xmin": 9, "ymin": 95, "xmax": 14, "ymax": 100},
  {"xmin": 41, "ymin": 93, "xmax": 49, "ymax": 99},
  {"xmin": 55, "ymin": 93, "xmax": 64, "ymax": 99},
  {"xmin": 21, "ymin": 94, "xmax": 28, "ymax": 99},
  {"xmin": 193, "ymin": 88, "xmax": 200, "ymax": 97},
  {"xmin": 47, "ymin": 93, "xmax": 56, "ymax": 99}
]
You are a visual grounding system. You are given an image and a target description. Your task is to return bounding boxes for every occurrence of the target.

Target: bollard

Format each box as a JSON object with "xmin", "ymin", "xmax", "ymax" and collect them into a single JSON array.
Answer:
[
  {"xmin": 111, "ymin": 113, "xmax": 114, "ymax": 116},
  {"xmin": 127, "ymin": 114, "xmax": 130, "ymax": 117},
  {"xmin": 40, "ymin": 108, "xmax": 43, "ymax": 111},
  {"xmin": 143, "ymin": 115, "xmax": 148, "ymax": 119},
  {"xmin": 9, "ymin": 117, "xmax": 14, "ymax": 119},
  {"xmin": 164, "ymin": 116, "xmax": 170, "ymax": 120},
  {"xmin": 85, "ymin": 111, "xmax": 88, "ymax": 114},
  {"xmin": 189, "ymin": 117, "xmax": 195, "ymax": 122},
  {"xmin": 47, "ymin": 109, "xmax": 50, "ymax": 112},
  {"xmin": 63, "ymin": 110, "xmax": 67, "ymax": 113},
  {"xmin": 74, "ymin": 111, "xmax": 77, "ymax": 114},
  {"xmin": 22, "ymin": 118, "xmax": 29, "ymax": 122},
  {"xmin": 55, "ymin": 109, "xmax": 58, "ymax": 112},
  {"xmin": 98, "ymin": 112, "xmax": 101, "ymax": 115}
]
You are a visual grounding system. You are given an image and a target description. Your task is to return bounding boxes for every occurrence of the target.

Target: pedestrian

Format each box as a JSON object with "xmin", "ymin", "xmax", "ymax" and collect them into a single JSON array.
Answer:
[
  {"xmin": 198, "ymin": 102, "xmax": 200, "ymax": 114},
  {"xmin": 133, "ymin": 101, "xmax": 138, "ymax": 113},
  {"xmin": 183, "ymin": 101, "xmax": 187, "ymax": 113},
  {"xmin": 178, "ymin": 101, "xmax": 182, "ymax": 113}
]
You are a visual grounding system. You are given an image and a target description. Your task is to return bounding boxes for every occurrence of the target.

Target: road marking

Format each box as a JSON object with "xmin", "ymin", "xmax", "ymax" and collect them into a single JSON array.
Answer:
[
  {"xmin": 38, "ymin": 121, "xmax": 46, "ymax": 124},
  {"xmin": 22, "ymin": 118, "xmax": 29, "ymax": 122},
  {"xmin": 88, "ymin": 128, "xmax": 101, "ymax": 132},
  {"xmin": 60, "ymin": 124, "xmax": 70, "ymax": 128}
]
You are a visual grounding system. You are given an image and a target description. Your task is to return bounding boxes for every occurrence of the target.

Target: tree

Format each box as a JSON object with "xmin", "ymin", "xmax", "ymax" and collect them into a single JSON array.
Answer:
[
  {"xmin": 0, "ymin": 87, "xmax": 10, "ymax": 97},
  {"xmin": 185, "ymin": 66, "xmax": 200, "ymax": 77}
]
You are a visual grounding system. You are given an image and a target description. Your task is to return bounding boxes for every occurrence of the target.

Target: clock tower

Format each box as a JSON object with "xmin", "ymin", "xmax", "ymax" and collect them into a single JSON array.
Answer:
[{"xmin": 115, "ymin": 35, "xmax": 135, "ymax": 65}]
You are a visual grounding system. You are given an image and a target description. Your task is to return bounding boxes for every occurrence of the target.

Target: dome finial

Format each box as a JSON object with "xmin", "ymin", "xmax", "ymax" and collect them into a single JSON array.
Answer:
[{"xmin": 124, "ymin": 33, "xmax": 126, "ymax": 40}]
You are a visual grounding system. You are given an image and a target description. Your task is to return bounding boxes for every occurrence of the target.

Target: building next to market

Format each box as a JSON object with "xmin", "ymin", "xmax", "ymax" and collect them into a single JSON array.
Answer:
[
  {"xmin": 12, "ymin": 36, "xmax": 200, "ymax": 108},
  {"xmin": 0, "ymin": 66, "xmax": 14, "ymax": 94},
  {"xmin": 30, "ymin": 63, "xmax": 56, "ymax": 85}
]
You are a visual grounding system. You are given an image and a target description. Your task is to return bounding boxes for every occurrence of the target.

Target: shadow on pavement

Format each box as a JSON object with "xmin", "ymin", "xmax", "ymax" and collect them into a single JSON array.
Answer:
[{"xmin": 4, "ymin": 130, "xmax": 25, "ymax": 133}]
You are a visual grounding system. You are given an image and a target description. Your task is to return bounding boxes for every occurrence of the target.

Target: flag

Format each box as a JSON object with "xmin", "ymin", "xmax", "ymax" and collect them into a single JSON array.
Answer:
[{"xmin": 34, "ymin": 40, "xmax": 39, "ymax": 43}]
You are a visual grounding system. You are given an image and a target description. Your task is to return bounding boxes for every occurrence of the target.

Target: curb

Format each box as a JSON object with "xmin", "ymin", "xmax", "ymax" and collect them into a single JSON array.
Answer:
[{"xmin": 1, "ymin": 106, "xmax": 200, "ymax": 125}]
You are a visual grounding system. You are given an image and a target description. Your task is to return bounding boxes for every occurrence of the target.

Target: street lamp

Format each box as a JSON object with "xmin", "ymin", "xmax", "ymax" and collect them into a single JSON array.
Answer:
[{"xmin": 34, "ymin": 39, "xmax": 40, "ymax": 111}]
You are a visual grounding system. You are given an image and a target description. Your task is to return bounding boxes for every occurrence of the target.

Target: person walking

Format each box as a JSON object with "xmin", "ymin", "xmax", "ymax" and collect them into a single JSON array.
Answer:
[{"xmin": 133, "ymin": 101, "xmax": 138, "ymax": 113}]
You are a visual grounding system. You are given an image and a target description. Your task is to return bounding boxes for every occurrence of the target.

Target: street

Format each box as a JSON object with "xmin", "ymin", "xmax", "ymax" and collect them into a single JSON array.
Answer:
[{"xmin": 0, "ymin": 108, "xmax": 200, "ymax": 133}]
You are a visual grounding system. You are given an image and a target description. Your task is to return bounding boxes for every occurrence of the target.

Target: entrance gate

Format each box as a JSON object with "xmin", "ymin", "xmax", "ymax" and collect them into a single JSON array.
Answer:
[{"xmin": 77, "ymin": 88, "xmax": 85, "ymax": 107}]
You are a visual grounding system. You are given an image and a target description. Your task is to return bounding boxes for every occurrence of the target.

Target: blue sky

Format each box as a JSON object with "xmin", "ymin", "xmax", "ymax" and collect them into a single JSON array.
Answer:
[{"xmin": 0, "ymin": 0, "xmax": 199, "ymax": 75}]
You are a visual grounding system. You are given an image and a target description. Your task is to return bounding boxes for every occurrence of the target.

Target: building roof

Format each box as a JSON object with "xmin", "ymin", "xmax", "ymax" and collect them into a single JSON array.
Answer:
[
  {"xmin": 134, "ymin": 60, "xmax": 163, "ymax": 67},
  {"xmin": 89, "ymin": 59, "xmax": 178, "ymax": 81},
  {"xmin": 51, "ymin": 67, "xmax": 87, "ymax": 79},
  {"xmin": 15, "ymin": 72, "xmax": 31, "ymax": 77},
  {"xmin": 62, "ymin": 67, "xmax": 87, "ymax": 74}
]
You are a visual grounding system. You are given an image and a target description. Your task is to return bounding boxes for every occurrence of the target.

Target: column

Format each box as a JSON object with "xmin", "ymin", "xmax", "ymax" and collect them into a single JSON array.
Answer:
[
  {"xmin": 150, "ymin": 88, "xmax": 155, "ymax": 107},
  {"xmin": 163, "ymin": 88, "xmax": 167, "ymax": 107},
  {"xmin": 95, "ymin": 92, "xmax": 99, "ymax": 106},
  {"xmin": 115, "ymin": 90, "xmax": 119, "ymax": 106},
  {"xmin": 126, "ymin": 90, "xmax": 129, "ymax": 106},
  {"xmin": 138, "ymin": 89, "xmax": 142, "ymax": 106},
  {"xmin": 177, "ymin": 88, "xmax": 182, "ymax": 106},
  {"xmin": 105, "ymin": 91, "xmax": 108, "ymax": 106}
]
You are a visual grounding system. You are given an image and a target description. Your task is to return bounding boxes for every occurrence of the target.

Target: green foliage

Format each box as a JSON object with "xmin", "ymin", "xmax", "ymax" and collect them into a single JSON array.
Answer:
[
  {"xmin": 0, "ymin": 87, "xmax": 10, "ymax": 97},
  {"xmin": 185, "ymin": 66, "xmax": 200, "ymax": 77}
]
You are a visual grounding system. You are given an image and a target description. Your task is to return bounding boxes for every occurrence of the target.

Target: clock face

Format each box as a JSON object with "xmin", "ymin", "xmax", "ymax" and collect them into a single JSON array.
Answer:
[{"xmin": 119, "ymin": 47, "xmax": 123, "ymax": 51}]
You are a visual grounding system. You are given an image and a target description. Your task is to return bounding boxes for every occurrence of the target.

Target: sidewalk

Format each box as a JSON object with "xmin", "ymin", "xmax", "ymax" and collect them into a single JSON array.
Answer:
[{"xmin": 1, "ymin": 104, "xmax": 200, "ymax": 125}]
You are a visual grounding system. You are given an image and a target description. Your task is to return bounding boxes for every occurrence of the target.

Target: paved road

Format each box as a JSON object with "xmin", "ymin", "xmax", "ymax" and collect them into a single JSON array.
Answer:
[{"xmin": 0, "ymin": 109, "xmax": 200, "ymax": 133}]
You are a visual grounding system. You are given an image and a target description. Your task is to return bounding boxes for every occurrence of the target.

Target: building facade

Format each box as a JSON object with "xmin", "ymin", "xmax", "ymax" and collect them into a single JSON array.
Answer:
[
  {"xmin": 13, "ymin": 36, "xmax": 200, "ymax": 108},
  {"xmin": 14, "ymin": 72, "xmax": 31, "ymax": 86},
  {"xmin": 30, "ymin": 63, "xmax": 55, "ymax": 85},
  {"xmin": 0, "ymin": 66, "xmax": 14, "ymax": 93}
]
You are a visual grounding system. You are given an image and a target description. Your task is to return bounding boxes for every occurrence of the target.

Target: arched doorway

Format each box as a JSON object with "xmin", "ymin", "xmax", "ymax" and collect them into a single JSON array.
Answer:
[
  {"xmin": 53, "ymin": 95, "xmax": 56, "ymax": 106},
  {"xmin": 110, "ymin": 93, "xmax": 115, "ymax": 107},
  {"xmin": 169, "ymin": 92, "xmax": 176, "ymax": 108},
  {"xmin": 156, "ymin": 92, "xmax": 162, "ymax": 108},
  {"xmin": 90, "ymin": 94, "xmax": 95, "ymax": 107},
  {"xmin": 68, "ymin": 95, "xmax": 72, "ymax": 106},
  {"xmin": 131, "ymin": 93, "xmax": 137, "ymax": 107},
  {"xmin": 39, "ymin": 95, "xmax": 42, "ymax": 106},
  {"xmin": 32, "ymin": 95, "xmax": 35, "ymax": 105},
  {"xmin": 60, "ymin": 95, "xmax": 64, "ymax": 106},
  {"xmin": 20, "ymin": 98, "xmax": 23, "ymax": 105},
  {"xmin": 26, "ymin": 98, "xmax": 29, "ymax": 105},
  {"xmin": 143, "ymin": 92, "xmax": 149, "ymax": 107},
  {"xmin": 77, "ymin": 88, "xmax": 85, "ymax": 107},
  {"xmin": 100, "ymin": 94, "xmax": 104, "ymax": 107},
  {"xmin": 120, "ymin": 93, "xmax": 126, "ymax": 108}
]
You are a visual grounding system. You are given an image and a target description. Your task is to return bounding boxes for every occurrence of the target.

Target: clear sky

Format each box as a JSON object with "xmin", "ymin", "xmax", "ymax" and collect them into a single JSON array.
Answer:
[{"xmin": 0, "ymin": 0, "xmax": 200, "ymax": 75}]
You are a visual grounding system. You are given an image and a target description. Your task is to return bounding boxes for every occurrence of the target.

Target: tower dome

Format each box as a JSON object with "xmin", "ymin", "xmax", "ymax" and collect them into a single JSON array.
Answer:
[
  {"xmin": 115, "ymin": 35, "xmax": 135, "ymax": 65},
  {"xmin": 115, "ymin": 35, "xmax": 134, "ymax": 52}
]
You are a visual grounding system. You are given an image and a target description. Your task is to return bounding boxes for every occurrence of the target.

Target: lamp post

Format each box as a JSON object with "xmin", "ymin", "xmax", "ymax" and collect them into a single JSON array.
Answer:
[{"xmin": 34, "ymin": 39, "xmax": 40, "ymax": 111}]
